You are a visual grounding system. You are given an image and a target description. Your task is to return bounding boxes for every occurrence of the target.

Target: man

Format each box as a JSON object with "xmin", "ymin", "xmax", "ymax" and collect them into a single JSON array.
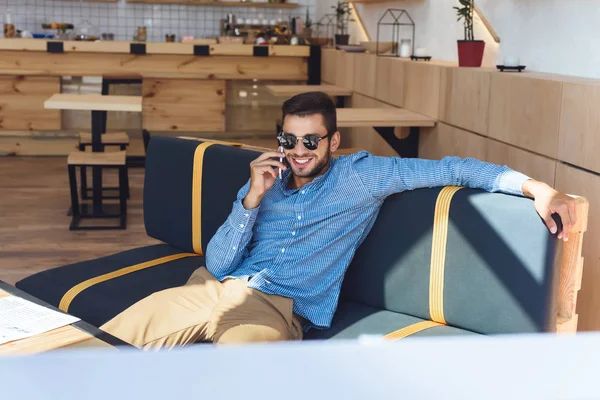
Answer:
[{"xmin": 102, "ymin": 92, "xmax": 577, "ymax": 349}]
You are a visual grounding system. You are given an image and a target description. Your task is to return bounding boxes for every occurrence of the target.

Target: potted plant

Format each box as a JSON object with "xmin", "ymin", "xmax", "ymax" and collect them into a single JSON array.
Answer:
[
  {"xmin": 455, "ymin": 0, "xmax": 485, "ymax": 67},
  {"xmin": 304, "ymin": 8, "xmax": 313, "ymax": 39},
  {"xmin": 332, "ymin": 1, "xmax": 352, "ymax": 46}
]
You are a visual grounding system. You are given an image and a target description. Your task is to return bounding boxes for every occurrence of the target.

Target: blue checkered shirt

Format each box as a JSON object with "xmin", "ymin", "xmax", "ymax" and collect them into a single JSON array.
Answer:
[{"xmin": 206, "ymin": 152, "xmax": 530, "ymax": 330}]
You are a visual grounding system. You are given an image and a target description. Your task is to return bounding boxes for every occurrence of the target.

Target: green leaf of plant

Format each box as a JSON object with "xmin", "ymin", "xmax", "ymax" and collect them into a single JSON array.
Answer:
[{"xmin": 459, "ymin": 0, "xmax": 471, "ymax": 6}]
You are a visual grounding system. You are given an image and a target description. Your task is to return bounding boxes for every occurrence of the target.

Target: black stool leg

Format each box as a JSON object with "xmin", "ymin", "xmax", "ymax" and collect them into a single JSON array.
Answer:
[
  {"xmin": 101, "ymin": 78, "xmax": 110, "ymax": 140},
  {"xmin": 79, "ymin": 143, "xmax": 90, "ymax": 201},
  {"xmin": 119, "ymin": 144, "xmax": 130, "ymax": 199},
  {"xmin": 68, "ymin": 165, "xmax": 81, "ymax": 230},
  {"xmin": 119, "ymin": 166, "xmax": 128, "ymax": 229}
]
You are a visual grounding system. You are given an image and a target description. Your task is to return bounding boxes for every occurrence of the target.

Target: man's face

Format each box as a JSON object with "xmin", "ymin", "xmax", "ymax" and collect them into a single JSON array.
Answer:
[{"xmin": 281, "ymin": 114, "xmax": 339, "ymax": 179}]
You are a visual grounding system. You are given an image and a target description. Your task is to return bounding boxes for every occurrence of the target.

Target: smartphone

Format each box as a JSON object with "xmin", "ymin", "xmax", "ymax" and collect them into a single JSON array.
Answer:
[{"xmin": 278, "ymin": 146, "xmax": 284, "ymax": 179}]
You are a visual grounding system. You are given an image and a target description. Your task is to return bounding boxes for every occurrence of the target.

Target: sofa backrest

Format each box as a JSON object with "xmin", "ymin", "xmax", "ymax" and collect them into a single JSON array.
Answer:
[
  {"xmin": 144, "ymin": 136, "xmax": 259, "ymax": 255},
  {"xmin": 341, "ymin": 186, "xmax": 562, "ymax": 335}
]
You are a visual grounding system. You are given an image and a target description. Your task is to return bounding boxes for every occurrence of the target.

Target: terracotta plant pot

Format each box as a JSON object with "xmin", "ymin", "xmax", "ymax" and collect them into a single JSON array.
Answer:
[
  {"xmin": 457, "ymin": 40, "xmax": 485, "ymax": 67},
  {"xmin": 335, "ymin": 34, "xmax": 350, "ymax": 46}
]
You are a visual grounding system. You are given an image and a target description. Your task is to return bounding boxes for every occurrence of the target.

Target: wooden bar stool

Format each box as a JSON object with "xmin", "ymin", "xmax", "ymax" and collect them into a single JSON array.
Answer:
[
  {"xmin": 67, "ymin": 151, "xmax": 128, "ymax": 230},
  {"xmin": 78, "ymin": 132, "xmax": 130, "ymax": 200}
]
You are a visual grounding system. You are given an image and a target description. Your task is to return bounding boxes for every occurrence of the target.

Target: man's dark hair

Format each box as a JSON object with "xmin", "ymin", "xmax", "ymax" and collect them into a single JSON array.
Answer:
[{"xmin": 281, "ymin": 91, "xmax": 337, "ymax": 136}]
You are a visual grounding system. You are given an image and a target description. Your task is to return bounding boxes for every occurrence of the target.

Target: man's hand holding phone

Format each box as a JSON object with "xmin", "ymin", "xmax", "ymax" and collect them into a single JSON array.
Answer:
[{"xmin": 243, "ymin": 150, "xmax": 287, "ymax": 210}]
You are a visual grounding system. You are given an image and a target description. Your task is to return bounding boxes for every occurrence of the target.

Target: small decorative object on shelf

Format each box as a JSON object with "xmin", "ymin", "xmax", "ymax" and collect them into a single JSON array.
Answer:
[
  {"xmin": 455, "ymin": 0, "xmax": 484, "ymax": 67},
  {"xmin": 4, "ymin": 8, "xmax": 15, "ymax": 38},
  {"xmin": 314, "ymin": 14, "xmax": 336, "ymax": 47},
  {"xmin": 411, "ymin": 47, "xmax": 430, "ymax": 60},
  {"xmin": 376, "ymin": 9, "xmax": 415, "ymax": 57},
  {"xmin": 496, "ymin": 65, "xmax": 526, "ymax": 72},
  {"xmin": 332, "ymin": 1, "xmax": 353, "ymax": 46},
  {"xmin": 303, "ymin": 8, "xmax": 313, "ymax": 39}
]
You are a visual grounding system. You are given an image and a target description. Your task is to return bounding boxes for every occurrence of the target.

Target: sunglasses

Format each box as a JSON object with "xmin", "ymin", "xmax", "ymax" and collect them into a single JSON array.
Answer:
[{"xmin": 277, "ymin": 132, "xmax": 330, "ymax": 151}]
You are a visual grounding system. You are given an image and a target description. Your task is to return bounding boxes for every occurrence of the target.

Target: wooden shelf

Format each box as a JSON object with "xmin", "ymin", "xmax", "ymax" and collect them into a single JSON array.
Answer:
[{"xmin": 126, "ymin": 0, "xmax": 299, "ymax": 8}]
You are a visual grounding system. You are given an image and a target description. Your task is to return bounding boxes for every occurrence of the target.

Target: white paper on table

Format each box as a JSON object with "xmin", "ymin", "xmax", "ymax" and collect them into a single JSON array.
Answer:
[{"xmin": 0, "ymin": 296, "xmax": 80, "ymax": 345}]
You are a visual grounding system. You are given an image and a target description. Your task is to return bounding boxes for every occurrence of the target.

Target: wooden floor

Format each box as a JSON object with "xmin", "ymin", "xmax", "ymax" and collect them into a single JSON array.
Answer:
[{"xmin": 0, "ymin": 157, "xmax": 159, "ymax": 285}]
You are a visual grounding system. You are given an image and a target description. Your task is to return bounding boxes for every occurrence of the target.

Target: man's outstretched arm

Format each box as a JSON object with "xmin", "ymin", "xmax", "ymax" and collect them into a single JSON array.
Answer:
[{"xmin": 352, "ymin": 153, "xmax": 577, "ymax": 241}]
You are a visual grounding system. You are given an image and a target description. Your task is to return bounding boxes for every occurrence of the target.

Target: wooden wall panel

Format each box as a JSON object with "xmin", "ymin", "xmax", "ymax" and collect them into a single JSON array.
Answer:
[
  {"xmin": 142, "ymin": 79, "xmax": 225, "ymax": 132},
  {"xmin": 488, "ymin": 74, "xmax": 562, "ymax": 158},
  {"xmin": 334, "ymin": 50, "xmax": 355, "ymax": 90},
  {"xmin": 375, "ymin": 57, "xmax": 404, "ymax": 107},
  {"xmin": 558, "ymin": 82, "xmax": 600, "ymax": 174},
  {"xmin": 403, "ymin": 61, "xmax": 441, "ymax": 119},
  {"xmin": 0, "ymin": 76, "xmax": 60, "ymax": 131},
  {"xmin": 321, "ymin": 48, "xmax": 337, "ymax": 85},
  {"xmin": 439, "ymin": 67, "xmax": 491, "ymax": 135},
  {"xmin": 486, "ymin": 139, "xmax": 556, "ymax": 185},
  {"xmin": 419, "ymin": 122, "xmax": 486, "ymax": 161},
  {"xmin": 555, "ymin": 163, "xmax": 600, "ymax": 331},
  {"xmin": 353, "ymin": 53, "xmax": 377, "ymax": 98}
]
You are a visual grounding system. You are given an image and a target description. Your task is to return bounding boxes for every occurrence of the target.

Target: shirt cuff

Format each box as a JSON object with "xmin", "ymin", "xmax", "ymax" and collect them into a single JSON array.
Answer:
[
  {"xmin": 228, "ymin": 200, "xmax": 259, "ymax": 233},
  {"xmin": 496, "ymin": 170, "xmax": 531, "ymax": 196}
]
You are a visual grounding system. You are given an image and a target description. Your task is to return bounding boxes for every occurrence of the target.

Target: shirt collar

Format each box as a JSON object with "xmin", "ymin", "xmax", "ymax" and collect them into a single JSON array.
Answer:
[{"xmin": 279, "ymin": 156, "xmax": 337, "ymax": 195}]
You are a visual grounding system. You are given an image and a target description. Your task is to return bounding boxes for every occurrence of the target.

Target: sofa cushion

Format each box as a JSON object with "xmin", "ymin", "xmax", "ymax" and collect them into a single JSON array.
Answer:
[
  {"xmin": 341, "ymin": 187, "xmax": 560, "ymax": 335},
  {"xmin": 144, "ymin": 137, "xmax": 259, "ymax": 255},
  {"xmin": 305, "ymin": 302, "xmax": 477, "ymax": 340},
  {"xmin": 16, "ymin": 244, "xmax": 203, "ymax": 327}
]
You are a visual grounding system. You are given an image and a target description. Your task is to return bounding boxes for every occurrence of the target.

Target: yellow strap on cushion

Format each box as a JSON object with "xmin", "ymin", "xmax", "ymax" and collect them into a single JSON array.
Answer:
[
  {"xmin": 429, "ymin": 186, "xmax": 463, "ymax": 324},
  {"xmin": 192, "ymin": 142, "xmax": 216, "ymax": 255},
  {"xmin": 384, "ymin": 321, "xmax": 443, "ymax": 341},
  {"xmin": 58, "ymin": 253, "xmax": 199, "ymax": 313}
]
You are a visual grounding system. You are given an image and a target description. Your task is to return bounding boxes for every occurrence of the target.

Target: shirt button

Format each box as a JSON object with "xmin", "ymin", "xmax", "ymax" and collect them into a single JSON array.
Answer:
[
  {"xmin": 292, "ymin": 231, "xmax": 296, "ymax": 236},
  {"xmin": 301, "ymin": 190, "xmax": 305, "ymax": 194},
  {"xmin": 244, "ymin": 213, "xmax": 249, "ymax": 217},
  {"xmin": 281, "ymin": 248, "xmax": 285, "ymax": 253},
  {"xmin": 297, "ymin": 215, "xmax": 302, "ymax": 220},
  {"xmin": 239, "ymin": 224, "xmax": 244, "ymax": 228},
  {"xmin": 232, "ymin": 246, "xmax": 236, "ymax": 250}
]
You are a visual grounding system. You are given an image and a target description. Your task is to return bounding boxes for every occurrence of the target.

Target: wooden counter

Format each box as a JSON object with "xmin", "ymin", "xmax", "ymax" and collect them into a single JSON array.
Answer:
[
  {"xmin": 0, "ymin": 39, "xmax": 310, "ymax": 57},
  {"xmin": 0, "ymin": 39, "xmax": 312, "ymax": 134}
]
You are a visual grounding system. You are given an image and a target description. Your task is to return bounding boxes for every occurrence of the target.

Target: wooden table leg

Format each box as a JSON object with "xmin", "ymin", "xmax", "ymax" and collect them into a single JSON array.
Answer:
[{"xmin": 373, "ymin": 126, "xmax": 420, "ymax": 158}]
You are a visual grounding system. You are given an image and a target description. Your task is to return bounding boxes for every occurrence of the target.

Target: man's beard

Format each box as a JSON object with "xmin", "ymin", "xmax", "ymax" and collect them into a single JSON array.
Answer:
[{"xmin": 291, "ymin": 147, "xmax": 331, "ymax": 178}]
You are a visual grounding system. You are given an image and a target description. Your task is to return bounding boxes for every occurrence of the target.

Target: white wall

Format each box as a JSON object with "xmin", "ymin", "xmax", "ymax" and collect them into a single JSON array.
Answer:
[{"xmin": 318, "ymin": 0, "xmax": 600, "ymax": 79}]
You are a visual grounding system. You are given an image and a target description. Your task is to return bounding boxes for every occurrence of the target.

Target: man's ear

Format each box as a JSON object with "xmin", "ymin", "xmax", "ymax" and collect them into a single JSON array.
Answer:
[{"xmin": 330, "ymin": 131, "xmax": 341, "ymax": 152}]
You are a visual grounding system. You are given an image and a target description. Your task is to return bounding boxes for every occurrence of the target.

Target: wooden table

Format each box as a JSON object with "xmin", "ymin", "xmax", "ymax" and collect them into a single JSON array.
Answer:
[
  {"xmin": 267, "ymin": 84, "xmax": 353, "ymax": 98},
  {"xmin": 336, "ymin": 108, "xmax": 436, "ymax": 158},
  {"xmin": 44, "ymin": 94, "xmax": 142, "ymax": 219},
  {"xmin": 0, "ymin": 281, "xmax": 127, "ymax": 355},
  {"xmin": 267, "ymin": 84, "xmax": 352, "ymax": 108}
]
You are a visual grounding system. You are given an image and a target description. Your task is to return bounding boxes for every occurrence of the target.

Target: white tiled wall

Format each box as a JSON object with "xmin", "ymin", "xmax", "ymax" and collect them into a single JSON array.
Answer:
[{"xmin": 4, "ymin": 0, "xmax": 316, "ymax": 42}]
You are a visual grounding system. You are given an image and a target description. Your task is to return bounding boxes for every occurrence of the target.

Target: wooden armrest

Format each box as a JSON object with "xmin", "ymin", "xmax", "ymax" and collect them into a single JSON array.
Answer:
[{"xmin": 556, "ymin": 195, "xmax": 589, "ymax": 333}]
